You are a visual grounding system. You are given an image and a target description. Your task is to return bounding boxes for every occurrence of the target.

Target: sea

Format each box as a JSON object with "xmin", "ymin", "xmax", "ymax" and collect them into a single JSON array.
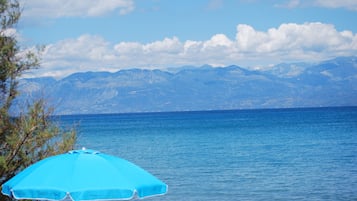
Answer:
[{"xmin": 57, "ymin": 107, "xmax": 357, "ymax": 201}]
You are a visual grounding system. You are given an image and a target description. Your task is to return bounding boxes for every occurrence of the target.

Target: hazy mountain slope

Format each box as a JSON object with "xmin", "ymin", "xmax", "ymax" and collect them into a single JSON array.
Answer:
[{"xmin": 17, "ymin": 57, "xmax": 357, "ymax": 114}]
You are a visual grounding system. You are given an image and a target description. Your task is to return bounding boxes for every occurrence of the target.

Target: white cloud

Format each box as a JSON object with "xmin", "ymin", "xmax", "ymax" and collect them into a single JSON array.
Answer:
[
  {"xmin": 35, "ymin": 35, "xmax": 117, "ymax": 77},
  {"xmin": 29, "ymin": 22, "xmax": 357, "ymax": 78},
  {"xmin": 203, "ymin": 34, "xmax": 233, "ymax": 49},
  {"xmin": 235, "ymin": 22, "xmax": 357, "ymax": 59},
  {"xmin": 20, "ymin": 0, "xmax": 135, "ymax": 18},
  {"xmin": 114, "ymin": 42, "xmax": 142, "ymax": 54},
  {"xmin": 143, "ymin": 37, "xmax": 182, "ymax": 54}
]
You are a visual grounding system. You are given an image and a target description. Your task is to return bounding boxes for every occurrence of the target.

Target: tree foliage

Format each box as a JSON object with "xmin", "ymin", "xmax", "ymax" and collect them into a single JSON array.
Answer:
[{"xmin": 0, "ymin": 0, "xmax": 77, "ymax": 195}]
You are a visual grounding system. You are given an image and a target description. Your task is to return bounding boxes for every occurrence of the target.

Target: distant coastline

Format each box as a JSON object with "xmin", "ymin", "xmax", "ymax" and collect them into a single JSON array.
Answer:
[{"xmin": 54, "ymin": 105, "xmax": 357, "ymax": 118}]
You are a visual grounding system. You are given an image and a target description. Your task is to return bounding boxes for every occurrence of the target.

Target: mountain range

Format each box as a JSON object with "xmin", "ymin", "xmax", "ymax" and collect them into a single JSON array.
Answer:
[{"xmin": 17, "ymin": 56, "xmax": 357, "ymax": 115}]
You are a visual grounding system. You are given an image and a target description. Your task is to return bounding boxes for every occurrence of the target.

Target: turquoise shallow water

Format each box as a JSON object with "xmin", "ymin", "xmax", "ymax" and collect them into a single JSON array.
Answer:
[{"xmin": 58, "ymin": 107, "xmax": 357, "ymax": 200}]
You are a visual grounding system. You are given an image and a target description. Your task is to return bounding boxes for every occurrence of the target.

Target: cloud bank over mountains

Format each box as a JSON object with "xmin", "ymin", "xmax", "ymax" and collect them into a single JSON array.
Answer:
[
  {"xmin": 33, "ymin": 22, "xmax": 357, "ymax": 78},
  {"xmin": 16, "ymin": 0, "xmax": 357, "ymax": 78}
]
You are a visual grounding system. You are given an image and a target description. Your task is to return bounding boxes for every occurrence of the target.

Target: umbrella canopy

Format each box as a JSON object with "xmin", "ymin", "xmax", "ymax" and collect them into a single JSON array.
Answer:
[{"xmin": 1, "ymin": 149, "xmax": 167, "ymax": 201}]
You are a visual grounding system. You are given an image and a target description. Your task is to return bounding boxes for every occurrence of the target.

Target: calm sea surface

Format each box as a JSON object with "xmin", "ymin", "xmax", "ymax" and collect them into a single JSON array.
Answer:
[{"xmin": 58, "ymin": 107, "xmax": 357, "ymax": 201}]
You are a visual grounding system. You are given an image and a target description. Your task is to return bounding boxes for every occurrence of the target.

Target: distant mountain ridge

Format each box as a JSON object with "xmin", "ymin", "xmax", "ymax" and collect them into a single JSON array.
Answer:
[{"xmin": 17, "ymin": 56, "xmax": 357, "ymax": 115}]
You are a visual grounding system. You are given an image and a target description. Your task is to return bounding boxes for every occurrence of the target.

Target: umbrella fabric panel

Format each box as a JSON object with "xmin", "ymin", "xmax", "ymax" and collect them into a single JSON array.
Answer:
[
  {"xmin": 1, "ymin": 149, "xmax": 167, "ymax": 201},
  {"xmin": 2, "ymin": 155, "xmax": 71, "ymax": 200}
]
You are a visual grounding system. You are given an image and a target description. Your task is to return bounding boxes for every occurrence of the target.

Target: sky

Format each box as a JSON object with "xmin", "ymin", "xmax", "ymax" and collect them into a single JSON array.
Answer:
[{"xmin": 14, "ymin": 0, "xmax": 357, "ymax": 78}]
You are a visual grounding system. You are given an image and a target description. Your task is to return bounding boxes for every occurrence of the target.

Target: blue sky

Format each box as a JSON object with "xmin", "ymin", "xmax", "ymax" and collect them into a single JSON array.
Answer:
[{"xmin": 16, "ymin": 0, "xmax": 357, "ymax": 78}]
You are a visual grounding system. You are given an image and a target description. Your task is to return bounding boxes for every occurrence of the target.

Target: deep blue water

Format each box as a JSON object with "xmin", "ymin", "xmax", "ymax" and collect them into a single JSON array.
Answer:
[{"xmin": 58, "ymin": 107, "xmax": 357, "ymax": 201}]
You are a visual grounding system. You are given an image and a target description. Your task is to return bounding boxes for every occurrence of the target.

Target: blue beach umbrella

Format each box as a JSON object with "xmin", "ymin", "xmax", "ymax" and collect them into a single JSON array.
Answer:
[{"xmin": 1, "ymin": 149, "xmax": 167, "ymax": 201}]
